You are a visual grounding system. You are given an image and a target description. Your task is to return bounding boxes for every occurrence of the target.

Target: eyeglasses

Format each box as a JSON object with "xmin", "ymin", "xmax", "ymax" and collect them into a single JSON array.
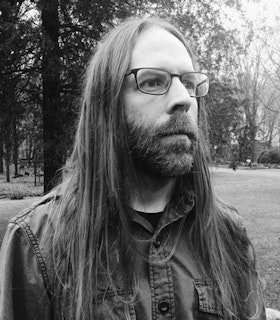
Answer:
[{"xmin": 125, "ymin": 68, "xmax": 209, "ymax": 97}]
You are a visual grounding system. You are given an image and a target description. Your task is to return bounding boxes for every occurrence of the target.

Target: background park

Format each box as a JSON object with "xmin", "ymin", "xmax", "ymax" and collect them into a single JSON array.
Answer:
[{"xmin": 0, "ymin": 0, "xmax": 279, "ymax": 315}]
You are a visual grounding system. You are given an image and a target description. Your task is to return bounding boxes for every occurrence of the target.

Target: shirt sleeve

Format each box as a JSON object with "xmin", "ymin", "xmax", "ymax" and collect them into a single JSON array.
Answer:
[{"xmin": 0, "ymin": 221, "xmax": 52, "ymax": 320}]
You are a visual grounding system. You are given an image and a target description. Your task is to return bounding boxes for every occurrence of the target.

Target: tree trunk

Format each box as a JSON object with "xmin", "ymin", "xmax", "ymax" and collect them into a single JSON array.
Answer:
[
  {"xmin": 34, "ymin": 148, "xmax": 37, "ymax": 187},
  {"xmin": 27, "ymin": 136, "xmax": 33, "ymax": 167},
  {"xmin": 0, "ymin": 133, "xmax": 4, "ymax": 174},
  {"xmin": 12, "ymin": 117, "xmax": 19, "ymax": 177},
  {"xmin": 5, "ymin": 160, "xmax": 10, "ymax": 183},
  {"xmin": 5, "ymin": 144, "xmax": 11, "ymax": 183},
  {"xmin": 41, "ymin": 0, "xmax": 63, "ymax": 193}
]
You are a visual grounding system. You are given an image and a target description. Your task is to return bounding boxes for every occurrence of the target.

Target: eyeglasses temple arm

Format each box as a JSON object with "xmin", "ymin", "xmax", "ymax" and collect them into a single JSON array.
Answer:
[{"xmin": 197, "ymin": 79, "xmax": 208, "ymax": 87}]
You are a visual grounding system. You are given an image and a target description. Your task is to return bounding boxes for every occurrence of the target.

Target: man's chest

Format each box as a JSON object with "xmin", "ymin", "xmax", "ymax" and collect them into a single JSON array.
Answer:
[{"xmin": 94, "ymin": 225, "xmax": 222, "ymax": 320}]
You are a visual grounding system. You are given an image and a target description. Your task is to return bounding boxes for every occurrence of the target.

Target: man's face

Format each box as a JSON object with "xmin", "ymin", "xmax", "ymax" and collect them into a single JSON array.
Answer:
[{"xmin": 122, "ymin": 26, "xmax": 199, "ymax": 177}]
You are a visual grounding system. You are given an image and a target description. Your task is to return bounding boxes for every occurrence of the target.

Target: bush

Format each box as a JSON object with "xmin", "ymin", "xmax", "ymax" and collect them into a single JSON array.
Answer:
[
  {"xmin": 258, "ymin": 149, "xmax": 280, "ymax": 164},
  {"xmin": 9, "ymin": 185, "xmax": 25, "ymax": 200}
]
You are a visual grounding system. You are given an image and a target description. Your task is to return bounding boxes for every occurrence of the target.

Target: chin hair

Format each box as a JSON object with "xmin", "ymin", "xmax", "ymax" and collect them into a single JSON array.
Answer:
[
  {"xmin": 157, "ymin": 154, "xmax": 194, "ymax": 177},
  {"xmin": 134, "ymin": 153, "xmax": 194, "ymax": 178}
]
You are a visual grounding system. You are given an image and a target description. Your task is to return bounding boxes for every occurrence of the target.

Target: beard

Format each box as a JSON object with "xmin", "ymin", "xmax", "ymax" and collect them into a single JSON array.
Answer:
[{"xmin": 127, "ymin": 114, "xmax": 199, "ymax": 178}]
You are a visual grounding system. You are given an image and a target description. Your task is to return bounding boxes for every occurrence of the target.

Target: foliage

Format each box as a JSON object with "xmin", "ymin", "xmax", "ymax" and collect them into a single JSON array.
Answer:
[
  {"xmin": 9, "ymin": 184, "xmax": 25, "ymax": 199},
  {"xmin": 229, "ymin": 7, "xmax": 280, "ymax": 161},
  {"xmin": 0, "ymin": 0, "xmax": 42, "ymax": 182},
  {"xmin": 169, "ymin": 0, "xmax": 252, "ymax": 73},
  {"xmin": 257, "ymin": 149, "xmax": 280, "ymax": 164},
  {"xmin": 233, "ymin": 46, "xmax": 269, "ymax": 161},
  {"xmin": 206, "ymin": 78, "xmax": 241, "ymax": 156}
]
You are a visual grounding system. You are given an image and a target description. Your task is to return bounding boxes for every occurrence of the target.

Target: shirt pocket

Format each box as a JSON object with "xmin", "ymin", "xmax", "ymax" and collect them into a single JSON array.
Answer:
[
  {"xmin": 194, "ymin": 279, "xmax": 224, "ymax": 320},
  {"xmin": 94, "ymin": 286, "xmax": 136, "ymax": 320}
]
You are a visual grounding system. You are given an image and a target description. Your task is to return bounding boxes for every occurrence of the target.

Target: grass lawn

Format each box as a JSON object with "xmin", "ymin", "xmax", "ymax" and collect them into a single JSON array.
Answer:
[
  {"xmin": 211, "ymin": 167, "xmax": 280, "ymax": 310},
  {"xmin": 0, "ymin": 173, "xmax": 43, "ymax": 199},
  {"xmin": 0, "ymin": 167, "xmax": 279, "ymax": 309}
]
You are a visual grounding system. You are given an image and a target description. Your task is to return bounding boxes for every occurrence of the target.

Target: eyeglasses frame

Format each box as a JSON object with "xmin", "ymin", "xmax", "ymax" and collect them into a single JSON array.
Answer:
[{"xmin": 125, "ymin": 67, "xmax": 209, "ymax": 97}]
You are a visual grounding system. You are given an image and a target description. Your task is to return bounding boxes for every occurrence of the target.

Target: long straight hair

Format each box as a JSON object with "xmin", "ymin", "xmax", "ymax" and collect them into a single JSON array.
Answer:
[{"xmin": 45, "ymin": 17, "xmax": 262, "ymax": 319}]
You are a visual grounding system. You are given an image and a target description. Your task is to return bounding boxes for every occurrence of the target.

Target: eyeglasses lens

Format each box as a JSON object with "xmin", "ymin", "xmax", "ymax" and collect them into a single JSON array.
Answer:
[
  {"xmin": 181, "ymin": 73, "xmax": 208, "ymax": 98},
  {"xmin": 135, "ymin": 69, "xmax": 209, "ymax": 97},
  {"xmin": 137, "ymin": 69, "xmax": 169, "ymax": 94}
]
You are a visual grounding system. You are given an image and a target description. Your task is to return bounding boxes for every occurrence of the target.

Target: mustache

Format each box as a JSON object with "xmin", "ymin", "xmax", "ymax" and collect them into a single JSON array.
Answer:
[{"xmin": 154, "ymin": 116, "xmax": 199, "ymax": 141}]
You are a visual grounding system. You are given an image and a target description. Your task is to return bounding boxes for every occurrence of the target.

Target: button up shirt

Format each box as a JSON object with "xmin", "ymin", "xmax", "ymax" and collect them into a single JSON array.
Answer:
[{"xmin": 0, "ymin": 195, "xmax": 266, "ymax": 319}]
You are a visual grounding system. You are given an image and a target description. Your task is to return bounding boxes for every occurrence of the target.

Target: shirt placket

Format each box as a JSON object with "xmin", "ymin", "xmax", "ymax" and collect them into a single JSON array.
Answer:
[
  {"xmin": 149, "ymin": 229, "xmax": 176, "ymax": 320},
  {"xmin": 131, "ymin": 199, "xmax": 195, "ymax": 320}
]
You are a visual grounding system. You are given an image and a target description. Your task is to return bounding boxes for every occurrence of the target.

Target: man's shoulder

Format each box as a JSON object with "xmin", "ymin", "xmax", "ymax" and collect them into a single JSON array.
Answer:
[
  {"xmin": 1, "ymin": 193, "xmax": 58, "ymax": 303},
  {"xmin": 9, "ymin": 191, "xmax": 59, "ymax": 240}
]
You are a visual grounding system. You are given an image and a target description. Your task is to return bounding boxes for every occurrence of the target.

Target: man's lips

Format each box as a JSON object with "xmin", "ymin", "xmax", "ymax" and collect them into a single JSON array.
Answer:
[
  {"xmin": 161, "ymin": 134, "xmax": 190, "ymax": 139},
  {"xmin": 160, "ymin": 134, "xmax": 192, "ymax": 147},
  {"xmin": 158, "ymin": 131, "xmax": 196, "ymax": 141}
]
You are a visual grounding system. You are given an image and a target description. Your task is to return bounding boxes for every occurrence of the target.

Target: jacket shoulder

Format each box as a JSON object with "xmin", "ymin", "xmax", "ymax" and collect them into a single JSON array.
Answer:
[
  {"xmin": 9, "ymin": 191, "xmax": 58, "ymax": 238},
  {"xmin": 4, "ymin": 192, "xmax": 59, "ymax": 290},
  {"xmin": 0, "ymin": 194, "xmax": 57, "ymax": 319}
]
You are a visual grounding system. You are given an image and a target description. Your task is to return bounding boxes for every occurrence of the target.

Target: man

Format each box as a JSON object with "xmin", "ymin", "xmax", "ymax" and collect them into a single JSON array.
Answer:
[{"xmin": 0, "ymin": 17, "xmax": 266, "ymax": 319}]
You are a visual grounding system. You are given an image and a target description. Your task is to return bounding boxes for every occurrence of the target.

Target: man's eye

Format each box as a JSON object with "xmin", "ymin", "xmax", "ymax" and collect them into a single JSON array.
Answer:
[
  {"xmin": 183, "ymin": 81, "xmax": 195, "ymax": 90},
  {"xmin": 139, "ymin": 77, "xmax": 164, "ymax": 91},
  {"xmin": 142, "ymin": 78, "xmax": 162, "ymax": 88}
]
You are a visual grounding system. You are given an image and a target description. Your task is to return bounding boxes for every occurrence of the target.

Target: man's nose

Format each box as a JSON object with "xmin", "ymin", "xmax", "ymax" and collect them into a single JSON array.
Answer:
[{"xmin": 166, "ymin": 77, "xmax": 193, "ymax": 114}]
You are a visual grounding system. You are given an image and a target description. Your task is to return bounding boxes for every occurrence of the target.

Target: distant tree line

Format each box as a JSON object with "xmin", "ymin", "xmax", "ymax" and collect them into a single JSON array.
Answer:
[{"xmin": 1, "ymin": 0, "xmax": 279, "ymax": 192}]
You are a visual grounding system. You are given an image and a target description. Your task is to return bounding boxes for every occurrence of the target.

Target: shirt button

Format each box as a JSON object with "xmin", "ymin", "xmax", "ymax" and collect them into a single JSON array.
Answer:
[
  {"xmin": 158, "ymin": 300, "xmax": 170, "ymax": 313},
  {"xmin": 154, "ymin": 239, "xmax": 161, "ymax": 249}
]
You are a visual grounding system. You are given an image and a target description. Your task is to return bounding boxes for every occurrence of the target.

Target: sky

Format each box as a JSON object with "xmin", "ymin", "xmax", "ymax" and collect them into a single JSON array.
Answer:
[
  {"xmin": 243, "ymin": 0, "xmax": 280, "ymax": 27},
  {"xmin": 219, "ymin": 0, "xmax": 280, "ymax": 52}
]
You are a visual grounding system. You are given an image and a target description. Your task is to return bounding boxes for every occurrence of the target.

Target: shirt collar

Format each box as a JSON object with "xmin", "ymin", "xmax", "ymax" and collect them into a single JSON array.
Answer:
[{"xmin": 130, "ymin": 190, "xmax": 195, "ymax": 233}]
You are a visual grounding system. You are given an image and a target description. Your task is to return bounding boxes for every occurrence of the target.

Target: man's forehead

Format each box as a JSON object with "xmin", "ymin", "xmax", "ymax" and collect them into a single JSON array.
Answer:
[{"xmin": 129, "ymin": 26, "xmax": 194, "ymax": 72}]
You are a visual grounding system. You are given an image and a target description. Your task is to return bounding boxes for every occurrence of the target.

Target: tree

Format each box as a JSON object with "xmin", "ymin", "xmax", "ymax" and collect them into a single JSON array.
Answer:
[
  {"xmin": 258, "ymin": 25, "xmax": 280, "ymax": 148},
  {"xmin": 168, "ymin": 0, "xmax": 251, "ymax": 74},
  {"xmin": 232, "ymin": 38, "xmax": 280, "ymax": 161},
  {"xmin": 0, "ymin": 0, "xmax": 38, "ymax": 181},
  {"xmin": 206, "ymin": 78, "xmax": 241, "ymax": 160},
  {"xmin": 38, "ymin": 0, "xmax": 63, "ymax": 192}
]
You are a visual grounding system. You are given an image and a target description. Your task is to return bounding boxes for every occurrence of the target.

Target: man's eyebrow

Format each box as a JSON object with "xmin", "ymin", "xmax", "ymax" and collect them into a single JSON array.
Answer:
[{"xmin": 129, "ymin": 66, "xmax": 195, "ymax": 73}]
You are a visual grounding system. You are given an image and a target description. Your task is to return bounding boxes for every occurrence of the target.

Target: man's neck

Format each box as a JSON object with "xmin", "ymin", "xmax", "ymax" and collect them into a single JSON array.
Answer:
[{"xmin": 130, "ymin": 172, "xmax": 176, "ymax": 213}]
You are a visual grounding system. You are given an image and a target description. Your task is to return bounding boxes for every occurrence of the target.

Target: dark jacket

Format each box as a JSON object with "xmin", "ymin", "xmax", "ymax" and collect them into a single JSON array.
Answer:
[{"xmin": 0, "ymin": 196, "xmax": 266, "ymax": 320}]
